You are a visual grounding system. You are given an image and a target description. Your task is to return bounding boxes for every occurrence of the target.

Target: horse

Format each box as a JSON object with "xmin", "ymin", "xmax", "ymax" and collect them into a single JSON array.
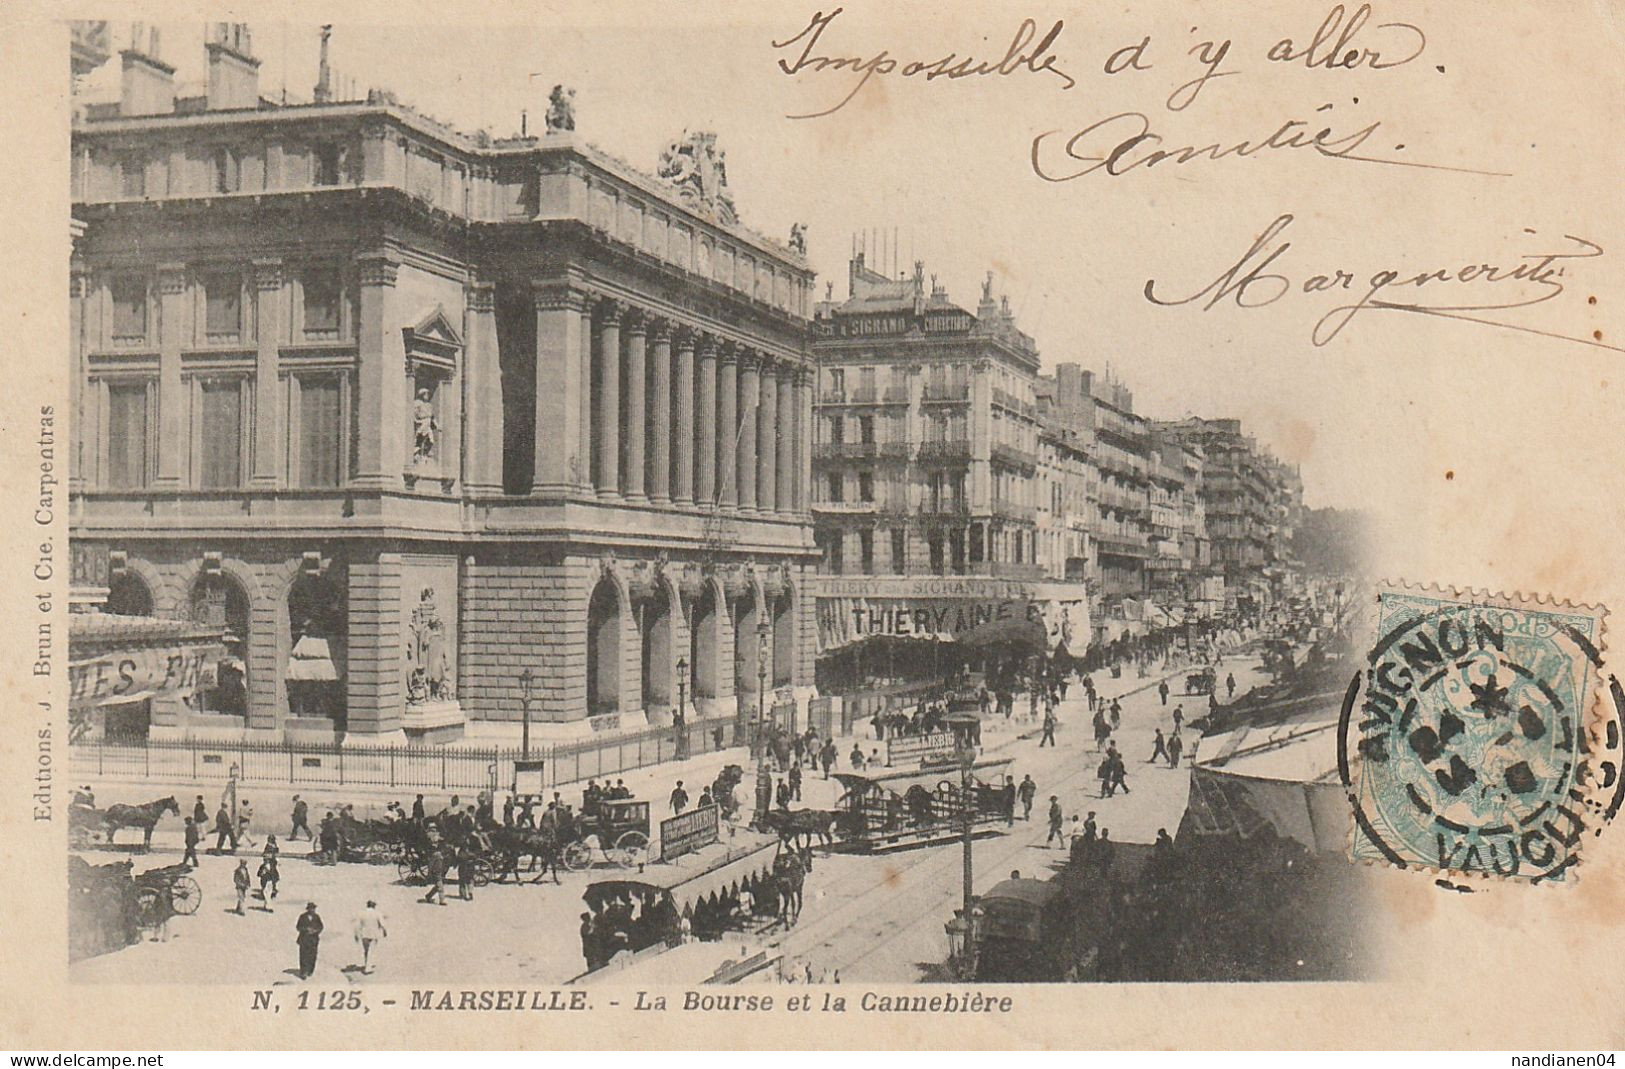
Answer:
[
  {"xmin": 772, "ymin": 851, "xmax": 807, "ymax": 927},
  {"xmin": 760, "ymin": 808, "xmax": 840, "ymax": 852},
  {"xmin": 489, "ymin": 825, "xmax": 563, "ymax": 884},
  {"xmin": 101, "ymin": 797, "xmax": 179, "ymax": 852}
]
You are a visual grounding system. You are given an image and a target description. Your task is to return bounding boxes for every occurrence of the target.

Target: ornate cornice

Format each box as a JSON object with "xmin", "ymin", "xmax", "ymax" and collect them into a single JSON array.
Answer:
[
  {"xmin": 356, "ymin": 255, "xmax": 400, "ymax": 288},
  {"xmin": 530, "ymin": 282, "xmax": 586, "ymax": 313},
  {"xmin": 466, "ymin": 281, "xmax": 496, "ymax": 313},
  {"xmin": 156, "ymin": 263, "xmax": 188, "ymax": 295},
  {"xmin": 252, "ymin": 258, "xmax": 283, "ymax": 292}
]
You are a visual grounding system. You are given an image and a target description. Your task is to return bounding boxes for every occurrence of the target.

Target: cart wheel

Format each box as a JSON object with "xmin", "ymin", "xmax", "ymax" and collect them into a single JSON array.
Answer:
[
  {"xmin": 396, "ymin": 858, "xmax": 419, "ymax": 884},
  {"xmin": 135, "ymin": 887, "xmax": 163, "ymax": 929},
  {"xmin": 470, "ymin": 858, "xmax": 494, "ymax": 887},
  {"xmin": 613, "ymin": 831, "xmax": 649, "ymax": 868},
  {"xmin": 169, "ymin": 876, "xmax": 202, "ymax": 915},
  {"xmin": 563, "ymin": 841, "xmax": 593, "ymax": 872}
]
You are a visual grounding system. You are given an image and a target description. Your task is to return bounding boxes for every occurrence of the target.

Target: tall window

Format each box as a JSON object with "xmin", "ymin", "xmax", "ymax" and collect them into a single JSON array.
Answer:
[
  {"xmin": 203, "ymin": 272, "xmax": 242, "ymax": 339},
  {"xmin": 890, "ymin": 528, "xmax": 907, "ymax": 574},
  {"xmin": 212, "ymin": 147, "xmax": 239, "ymax": 193},
  {"xmin": 859, "ymin": 530, "xmax": 874, "ymax": 573},
  {"xmin": 829, "ymin": 415, "xmax": 844, "ymax": 444},
  {"xmin": 302, "ymin": 268, "xmax": 341, "ymax": 335},
  {"xmin": 298, "ymin": 377, "xmax": 344, "ymax": 487},
  {"xmin": 106, "ymin": 381, "xmax": 149, "ymax": 489},
  {"xmin": 858, "ymin": 415, "xmax": 875, "ymax": 443},
  {"xmin": 197, "ymin": 380, "xmax": 243, "ymax": 488},
  {"xmin": 313, "ymin": 144, "xmax": 343, "ymax": 186},
  {"xmin": 858, "ymin": 471, "xmax": 873, "ymax": 502},
  {"xmin": 110, "ymin": 274, "xmax": 148, "ymax": 342},
  {"xmin": 825, "ymin": 472, "xmax": 842, "ymax": 503},
  {"xmin": 120, "ymin": 154, "xmax": 146, "ymax": 198}
]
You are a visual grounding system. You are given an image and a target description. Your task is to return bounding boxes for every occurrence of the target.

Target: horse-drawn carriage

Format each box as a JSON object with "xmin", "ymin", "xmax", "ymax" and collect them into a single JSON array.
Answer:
[
  {"xmin": 1185, "ymin": 666, "xmax": 1216, "ymax": 696},
  {"xmin": 393, "ymin": 818, "xmax": 496, "ymax": 887},
  {"xmin": 133, "ymin": 862, "xmax": 202, "ymax": 923},
  {"xmin": 577, "ymin": 833, "xmax": 799, "ymax": 975},
  {"xmin": 69, "ymin": 795, "xmax": 180, "ymax": 851},
  {"xmin": 832, "ymin": 756, "xmax": 1014, "ymax": 852},
  {"xmin": 564, "ymin": 796, "xmax": 651, "ymax": 870}
]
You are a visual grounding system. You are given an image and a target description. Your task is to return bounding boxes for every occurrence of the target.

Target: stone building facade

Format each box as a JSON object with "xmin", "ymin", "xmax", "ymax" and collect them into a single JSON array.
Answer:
[{"xmin": 68, "ymin": 29, "xmax": 817, "ymax": 743}]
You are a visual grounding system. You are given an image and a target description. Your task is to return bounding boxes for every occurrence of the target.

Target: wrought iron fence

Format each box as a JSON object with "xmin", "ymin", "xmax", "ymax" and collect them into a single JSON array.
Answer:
[{"xmin": 70, "ymin": 717, "xmax": 750, "ymax": 795}]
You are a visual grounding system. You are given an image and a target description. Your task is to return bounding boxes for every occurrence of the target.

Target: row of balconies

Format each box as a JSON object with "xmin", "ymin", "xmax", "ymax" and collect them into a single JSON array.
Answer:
[
  {"xmin": 990, "ymin": 386, "xmax": 1036, "ymax": 419},
  {"xmin": 989, "ymin": 441, "xmax": 1037, "ymax": 473},
  {"xmin": 921, "ymin": 382, "xmax": 972, "ymax": 403},
  {"xmin": 819, "ymin": 385, "xmax": 912, "ymax": 405},
  {"xmin": 991, "ymin": 498, "xmax": 1038, "ymax": 523}
]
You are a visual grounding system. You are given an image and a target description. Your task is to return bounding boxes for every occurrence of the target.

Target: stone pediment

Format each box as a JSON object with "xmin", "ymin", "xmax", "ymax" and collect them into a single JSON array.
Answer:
[{"xmin": 402, "ymin": 305, "xmax": 463, "ymax": 372}]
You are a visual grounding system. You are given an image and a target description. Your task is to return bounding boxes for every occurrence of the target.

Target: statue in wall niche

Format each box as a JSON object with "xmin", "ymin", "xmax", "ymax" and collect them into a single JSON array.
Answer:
[
  {"xmin": 546, "ymin": 85, "xmax": 576, "ymax": 133},
  {"xmin": 412, "ymin": 387, "xmax": 439, "ymax": 463},
  {"xmin": 405, "ymin": 586, "xmax": 453, "ymax": 705}
]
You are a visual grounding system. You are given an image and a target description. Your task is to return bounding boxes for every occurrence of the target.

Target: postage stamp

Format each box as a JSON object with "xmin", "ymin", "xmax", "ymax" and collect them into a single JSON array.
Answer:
[{"xmin": 1340, "ymin": 584, "xmax": 1614, "ymax": 884}]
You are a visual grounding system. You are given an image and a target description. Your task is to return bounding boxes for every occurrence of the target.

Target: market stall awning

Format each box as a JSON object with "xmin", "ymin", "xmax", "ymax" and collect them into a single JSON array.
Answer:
[
  {"xmin": 286, "ymin": 635, "xmax": 341, "ymax": 682},
  {"xmin": 585, "ymin": 836, "xmax": 780, "ymax": 914}
]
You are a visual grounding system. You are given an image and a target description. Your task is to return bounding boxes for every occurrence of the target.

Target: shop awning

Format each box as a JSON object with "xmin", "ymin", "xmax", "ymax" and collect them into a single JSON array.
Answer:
[
  {"xmin": 68, "ymin": 613, "xmax": 223, "ymax": 709},
  {"xmin": 585, "ymin": 836, "xmax": 780, "ymax": 914},
  {"xmin": 286, "ymin": 635, "xmax": 341, "ymax": 682}
]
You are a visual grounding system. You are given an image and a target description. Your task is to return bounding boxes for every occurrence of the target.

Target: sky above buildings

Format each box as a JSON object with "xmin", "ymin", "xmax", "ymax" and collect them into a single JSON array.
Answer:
[{"xmin": 76, "ymin": 7, "xmax": 1621, "ymax": 524}]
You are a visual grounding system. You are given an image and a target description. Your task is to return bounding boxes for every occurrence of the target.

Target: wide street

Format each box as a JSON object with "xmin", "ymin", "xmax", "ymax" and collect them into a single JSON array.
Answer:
[{"xmin": 71, "ymin": 656, "xmax": 1266, "ymax": 987}]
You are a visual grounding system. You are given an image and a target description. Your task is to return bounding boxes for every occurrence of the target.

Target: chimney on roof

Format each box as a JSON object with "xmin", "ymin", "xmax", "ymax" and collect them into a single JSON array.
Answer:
[
  {"xmin": 314, "ymin": 25, "xmax": 333, "ymax": 103},
  {"xmin": 120, "ymin": 23, "xmax": 175, "ymax": 116},
  {"xmin": 205, "ymin": 23, "xmax": 260, "ymax": 110}
]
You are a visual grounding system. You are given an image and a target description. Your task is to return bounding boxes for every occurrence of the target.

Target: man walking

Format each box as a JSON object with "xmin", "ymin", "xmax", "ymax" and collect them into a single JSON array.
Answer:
[
  {"xmin": 669, "ymin": 780, "xmax": 689, "ymax": 815},
  {"xmin": 1017, "ymin": 774, "xmax": 1038, "ymax": 821},
  {"xmin": 788, "ymin": 762, "xmax": 802, "ymax": 802},
  {"xmin": 1110, "ymin": 753, "xmax": 1131, "ymax": 795},
  {"xmin": 456, "ymin": 848, "xmax": 474, "ymax": 902},
  {"xmin": 192, "ymin": 795, "xmax": 208, "ymax": 829},
  {"xmin": 1158, "ymin": 679, "xmax": 1170, "ymax": 706},
  {"xmin": 1167, "ymin": 729, "xmax": 1184, "ymax": 769},
  {"xmin": 1098, "ymin": 753, "xmax": 1115, "ymax": 798},
  {"xmin": 820, "ymin": 739, "xmax": 837, "ymax": 779},
  {"xmin": 1172, "ymin": 705, "xmax": 1183, "ymax": 732},
  {"xmin": 213, "ymin": 802, "xmax": 236, "ymax": 854},
  {"xmin": 1149, "ymin": 728, "xmax": 1169, "ymax": 764},
  {"xmin": 232, "ymin": 859, "xmax": 251, "ymax": 914},
  {"xmin": 1038, "ymin": 709, "xmax": 1057, "ymax": 748},
  {"xmin": 1109, "ymin": 698, "xmax": 1122, "ymax": 731},
  {"xmin": 289, "ymin": 795, "xmax": 311, "ymax": 841},
  {"xmin": 295, "ymin": 902, "xmax": 324, "ymax": 980},
  {"xmin": 182, "ymin": 817, "xmax": 200, "ymax": 869},
  {"xmin": 1226, "ymin": 672, "xmax": 1237, "ymax": 699},
  {"xmin": 1046, "ymin": 796, "xmax": 1064, "ymax": 847},
  {"xmin": 354, "ymin": 900, "xmax": 387, "ymax": 975},
  {"xmin": 411, "ymin": 794, "xmax": 426, "ymax": 822}
]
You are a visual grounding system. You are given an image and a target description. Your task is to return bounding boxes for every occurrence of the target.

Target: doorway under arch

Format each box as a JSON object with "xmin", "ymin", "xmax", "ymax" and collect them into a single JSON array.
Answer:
[
  {"xmin": 772, "ymin": 590, "xmax": 795, "ymax": 689},
  {"xmin": 641, "ymin": 584, "xmax": 674, "ymax": 715},
  {"xmin": 586, "ymin": 577, "xmax": 623, "ymax": 716},
  {"xmin": 690, "ymin": 583, "xmax": 721, "ymax": 700},
  {"xmin": 189, "ymin": 572, "xmax": 250, "ymax": 717}
]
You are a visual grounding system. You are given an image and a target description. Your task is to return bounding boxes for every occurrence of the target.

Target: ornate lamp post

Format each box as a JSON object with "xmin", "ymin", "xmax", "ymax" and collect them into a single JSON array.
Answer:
[
  {"xmin": 517, "ymin": 667, "xmax": 535, "ymax": 762},
  {"xmin": 757, "ymin": 617, "xmax": 770, "ymax": 755},
  {"xmin": 675, "ymin": 656, "xmax": 688, "ymax": 759}
]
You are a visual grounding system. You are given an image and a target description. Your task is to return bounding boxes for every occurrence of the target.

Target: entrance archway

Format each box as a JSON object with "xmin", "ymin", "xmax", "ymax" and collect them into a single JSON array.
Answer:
[
  {"xmin": 641, "ymin": 583, "xmax": 674, "ymax": 715},
  {"xmin": 586, "ymin": 577, "xmax": 623, "ymax": 716},
  {"xmin": 190, "ymin": 572, "xmax": 249, "ymax": 716},
  {"xmin": 733, "ymin": 590, "xmax": 762, "ymax": 698},
  {"xmin": 690, "ymin": 582, "xmax": 721, "ymax": 700},
  {"xmin": 287, "ymin": 573, "xmax": 347, "ymax": 728},
  {"xmin": 104, "ymin": 571, "xmax": 153, "ymax": 616}
]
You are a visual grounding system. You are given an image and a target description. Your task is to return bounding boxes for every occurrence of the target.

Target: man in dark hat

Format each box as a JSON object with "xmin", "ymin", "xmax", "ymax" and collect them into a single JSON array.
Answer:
[{"xmin": 295, "ymin": 902, "xmax": 324, "ymax": 979}]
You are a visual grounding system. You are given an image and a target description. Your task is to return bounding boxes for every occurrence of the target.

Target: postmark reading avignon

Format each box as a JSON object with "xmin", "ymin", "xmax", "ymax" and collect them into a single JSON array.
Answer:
[{"xmin": 1339, "ymin": 585, "xmax": 1620, "ymax": 884}]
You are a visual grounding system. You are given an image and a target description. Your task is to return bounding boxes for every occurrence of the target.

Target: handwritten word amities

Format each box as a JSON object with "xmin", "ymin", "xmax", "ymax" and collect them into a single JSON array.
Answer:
[
  {"xmin": 772, "ymin": 7, "xmax": 1076, "ymax": 119},
  {"xmin": 1143, "ymin": 214, "xmax": 1612, "ymax": 351}
]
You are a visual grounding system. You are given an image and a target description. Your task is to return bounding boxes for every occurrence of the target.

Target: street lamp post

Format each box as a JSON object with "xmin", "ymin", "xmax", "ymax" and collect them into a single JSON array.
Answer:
[
  {"xmin": 757, "ymin": 619, "xmax": 770, "ymax": 759},
  {"xmin": 675, "ymin": 656, "xmax": 688, "ymax": 760},
  {"xmin": 959, "ymin": 742, "xmax": 975, "ymax": 917},
  {"xmin": 517, "ymin": 667, "xmax": 535, "ymax": 762}
]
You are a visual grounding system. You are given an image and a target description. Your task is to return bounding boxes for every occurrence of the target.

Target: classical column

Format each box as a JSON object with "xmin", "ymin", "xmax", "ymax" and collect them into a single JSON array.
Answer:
[
  {"xmin": 353, "ymin": 255, "xmax": 403, "ymax": 490},
  {"xmin": 250, "ymin": 259, "xmax": 284, "ymax": 487},
  {"xmin": 578, "ymin": 301, "xmax": 593, "ymax": 495},
  {"xmin": 153, "ymin": 263, "xmax": 188, "ymax": 488},
  {"xmin": 69, "ymin": 270, "xmax": 88, "ymax": 492},
  {"xmin": 797, "ymin": 368, "xmax": 813, "ymax": 514},
  {"xmin": 532, "ymin": 283, "xmax": 586, "ymax": 497},
  {"xmin": 696, "ymin": 337, "xmax": 717, "ymax": 506},
  {"xmin": 757, "ymin": 360, "xmax": 777, "ymax": 517},
  {"xmin": 737, "ymin": 352, "xmax": 759, "ymax": 513},
  {"xmin": 462, "ymin": 281, "xmax": 503, "ymax": 495},
  {"xmin": 623, "ymin": 312, "xmax": 648, "ymax": 502},
  {"xmin": 648, "ymin": 321, "xmax": 672, "ymax": 505},
  {"xmin": 776, "ymin": 365, "xmax": 797, "ymax": 514},
  {"xmin": 595, "ymin": 301, "xmax": 621, "ymax": 499},
  {"xmin": 673, "ymin": 330, "xmax": 696, "ymax": 506},
  {"xmin": 716, "ymin": 345, "xmax": 737, "ymax": 509}
]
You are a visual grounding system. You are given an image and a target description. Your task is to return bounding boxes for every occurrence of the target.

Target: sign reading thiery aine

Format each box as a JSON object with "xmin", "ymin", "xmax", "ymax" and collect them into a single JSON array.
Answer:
[{"xmin": 660, "ymin": 804, "xmax": 720, "ymax": 862}]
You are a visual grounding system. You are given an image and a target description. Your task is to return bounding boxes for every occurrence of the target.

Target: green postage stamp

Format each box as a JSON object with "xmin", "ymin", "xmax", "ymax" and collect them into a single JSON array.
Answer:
[{"xmin": 1342, "ymin": 584, "xmax": 1618, "ymax": 883}]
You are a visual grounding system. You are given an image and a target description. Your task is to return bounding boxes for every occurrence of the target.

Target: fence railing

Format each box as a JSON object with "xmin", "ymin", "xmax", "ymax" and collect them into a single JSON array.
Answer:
[{"xmin": 70, "ymin": 717, "xmax": 750, "ymax": 796}]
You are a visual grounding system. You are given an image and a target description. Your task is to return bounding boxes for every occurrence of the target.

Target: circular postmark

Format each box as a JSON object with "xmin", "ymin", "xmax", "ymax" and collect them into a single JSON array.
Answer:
[{"xmin": 1337, "ymin": 587, "xmax": 1620, "ymax": 884}]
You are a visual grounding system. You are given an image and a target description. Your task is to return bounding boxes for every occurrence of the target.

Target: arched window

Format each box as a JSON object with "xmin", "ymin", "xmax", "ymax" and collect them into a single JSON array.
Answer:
[
  {"xmin": 287, "ymin": 573, "xmax": 347, "ymax": 727},
  {"xmin": 190, "ymin": 573, "xmax": 249, "ymax": 716}
]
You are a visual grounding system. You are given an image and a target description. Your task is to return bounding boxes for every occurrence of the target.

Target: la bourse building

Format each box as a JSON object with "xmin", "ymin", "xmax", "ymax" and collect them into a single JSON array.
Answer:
[{"xmin": 69, "ymin": 39, "xmax": 818, "ymax": 745}]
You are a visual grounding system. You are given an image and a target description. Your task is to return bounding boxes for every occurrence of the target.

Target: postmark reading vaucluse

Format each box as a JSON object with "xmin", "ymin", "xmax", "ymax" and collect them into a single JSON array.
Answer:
[{"xmin": 1342, "ymin": 585, "xmax": 1611, "ymax": 883}]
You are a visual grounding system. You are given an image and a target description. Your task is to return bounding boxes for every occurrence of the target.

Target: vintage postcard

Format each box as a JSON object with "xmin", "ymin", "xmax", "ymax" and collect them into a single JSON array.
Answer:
[{"xmin": 1, "ymin": 0, "xmax": 1622, "ymax": 1052}]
